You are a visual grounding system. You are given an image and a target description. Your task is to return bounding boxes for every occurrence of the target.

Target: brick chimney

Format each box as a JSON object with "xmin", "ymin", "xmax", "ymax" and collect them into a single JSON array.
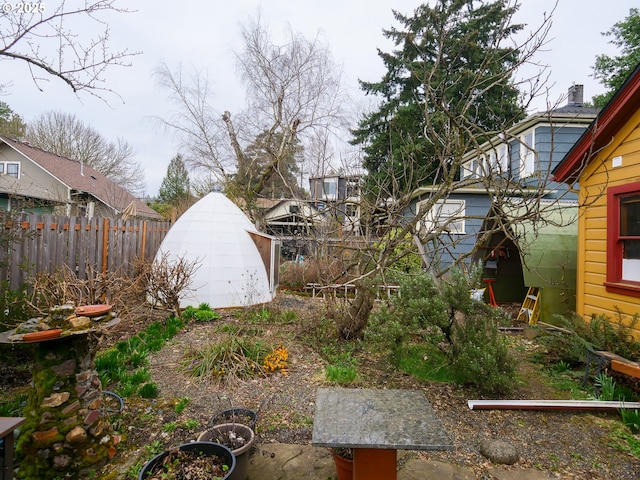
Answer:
[{"xmin": 567, "ymin": 84, "xmax": 584, "ymax": 106}]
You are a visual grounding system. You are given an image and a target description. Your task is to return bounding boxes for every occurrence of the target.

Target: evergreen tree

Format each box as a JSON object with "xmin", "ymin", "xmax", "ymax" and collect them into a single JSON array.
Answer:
[
  {"xmin": 592, "ymin": 8, "xmax": 640, "ymax": 108},
  {"xmin": 158, "ymin": 154, "xmax": 191, "ymax": 205},
  {"xmin": 351, "ymin": 0, "xmax": 526, "ymax": 198},
  {"xmin": 0, "ymin": 102, "xmax": 26, "ymax": 139}
]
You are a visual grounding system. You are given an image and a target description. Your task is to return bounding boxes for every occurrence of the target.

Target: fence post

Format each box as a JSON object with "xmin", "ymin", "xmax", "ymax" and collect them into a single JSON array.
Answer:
[{"xmin": 101, "ymin": 218, "xmax": 109, "ymax": 276}]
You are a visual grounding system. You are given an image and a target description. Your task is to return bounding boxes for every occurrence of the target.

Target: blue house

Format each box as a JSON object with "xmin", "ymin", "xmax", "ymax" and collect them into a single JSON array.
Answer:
[{"xmin": 408, "ymin": 85, "xmax": 598, "ymax": 303}]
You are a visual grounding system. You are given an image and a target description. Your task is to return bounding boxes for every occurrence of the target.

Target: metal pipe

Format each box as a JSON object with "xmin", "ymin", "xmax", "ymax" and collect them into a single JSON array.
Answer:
[{"xmin": 468, "ymin": 399, "xmax": 640, "ymax": 411}]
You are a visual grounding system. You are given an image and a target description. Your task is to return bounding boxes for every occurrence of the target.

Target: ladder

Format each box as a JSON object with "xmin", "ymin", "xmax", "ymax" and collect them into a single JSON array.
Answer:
[{"xmin": 517, "ymin": 287, "xmax": 540, "ymax": 324}]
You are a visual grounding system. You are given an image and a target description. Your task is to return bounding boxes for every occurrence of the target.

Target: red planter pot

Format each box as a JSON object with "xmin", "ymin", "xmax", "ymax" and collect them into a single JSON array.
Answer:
[{"xmin": 331, "ymin": 449, "xmax": 353, "ymax": 480}]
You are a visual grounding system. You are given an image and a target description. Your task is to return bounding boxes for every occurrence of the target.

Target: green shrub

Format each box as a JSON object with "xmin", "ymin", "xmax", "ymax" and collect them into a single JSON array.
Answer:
[
  {"xmin": 449, "ymin": 310, "xmax": 515, "ymax": 395},
  {"xmin": 621, "ymin": 409, "xmax": 640, "ymax": 434},
  {"xmin": 0, "ymin": 281, "xmax": 33, "ymax": 329},
  {"xmin": 195, "ymin": 309, "xmax": 221, "ymax": 322},
  {"xmin": 537, "ymin": 313, "xmax": 640, "ymax": 367},
  {"xmin": 174, "ymin": 397, "xmax": 190, "ymax": 413},
  {"xmin": 181, "ymin": 303, "xmax": 220, "ymax": 322},
  {"xmin": 139, "ymin": 382, "xmax": 159, "ymax": 398},
  {"xmin": 367, "ymin": 269, "xmax": 515, "ymax": 394},
  {"xmin": 325, "ymin": 364, "xmax": 357, "ymax": 384},
  {"xmin": 392, "ymin": 344, "xmax": 454, "ymax": 382}
]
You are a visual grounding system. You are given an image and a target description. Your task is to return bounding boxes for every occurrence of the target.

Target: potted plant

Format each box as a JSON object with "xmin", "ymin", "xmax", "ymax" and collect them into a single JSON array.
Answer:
[
  {"xmin": 198, "ymin": 423, "xmax": 256, "ymax": 480},
  {"xmin": 138, "ymin": 442, "xmax": 235, "ymax": 480},
  {"xmin": 330, "ymin": 447, "xmax": 353, "ymax": 480}
]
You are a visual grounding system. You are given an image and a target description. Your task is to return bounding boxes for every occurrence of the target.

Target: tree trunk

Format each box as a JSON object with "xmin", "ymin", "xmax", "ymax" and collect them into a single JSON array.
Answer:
[{"xmin": 337, "ymin": 287, "xmax": 375, "ymax": 340}]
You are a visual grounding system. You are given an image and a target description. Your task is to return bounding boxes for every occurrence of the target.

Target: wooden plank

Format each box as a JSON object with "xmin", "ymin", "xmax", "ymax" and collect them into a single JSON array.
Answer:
[{"xmin": 611, "ymin": 359, "xmax": 640, "ymax": 379}]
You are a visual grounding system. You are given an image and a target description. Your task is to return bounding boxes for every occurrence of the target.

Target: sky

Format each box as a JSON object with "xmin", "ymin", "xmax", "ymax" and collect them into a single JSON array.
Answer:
[{"xmin": 1, "ymin": 0, "xmax": 638, "ymax": 197}]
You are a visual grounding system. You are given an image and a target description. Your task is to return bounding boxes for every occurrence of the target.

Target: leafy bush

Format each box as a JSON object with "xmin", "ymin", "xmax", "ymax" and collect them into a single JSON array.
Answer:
[
  {"xmin": 536, "ymin": 313, "xmax": 640, "ymax": 367},
  {"xmin": 181, "ymin": 303, "xmax": 221, "ymax": 322},
  {"xmin": 366, "ymin": 269, "xmax": 515, "ymax": 394},
  {"xmin": 449, "ymin": 308, "xmax": 515, "ymax": 395}
]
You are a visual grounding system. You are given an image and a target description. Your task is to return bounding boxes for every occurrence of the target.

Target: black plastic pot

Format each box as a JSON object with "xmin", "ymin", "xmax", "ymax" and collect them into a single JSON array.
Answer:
[
  {"xmin": 209, "ymin": 407, "xmax": 257, "ymax": 431},
  {"xmin": 138, "ymin": 442, "xmax": 235, "ymax": 479}
]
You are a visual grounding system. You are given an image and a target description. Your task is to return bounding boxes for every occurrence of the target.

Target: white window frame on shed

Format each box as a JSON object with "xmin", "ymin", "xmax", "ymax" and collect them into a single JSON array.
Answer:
[
  {"xmin": 519, "ymin": 130, "xmax": 536, "ymax": 178},
  {"xmin": 418, "ymin": 199, "xmax": 466, "ymax": 234}
]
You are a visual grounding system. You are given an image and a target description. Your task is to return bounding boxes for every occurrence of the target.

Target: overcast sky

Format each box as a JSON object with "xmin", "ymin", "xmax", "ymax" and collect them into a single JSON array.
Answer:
[{"xmin": 2, "ymin": 0, "xmax": 638, "ymax": 196}]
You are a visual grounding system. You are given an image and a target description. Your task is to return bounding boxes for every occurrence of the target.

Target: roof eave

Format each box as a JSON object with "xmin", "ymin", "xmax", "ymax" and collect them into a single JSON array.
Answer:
[{"xmin": 553, "ymin": 63, "xmax": 640, "ymax": 183}]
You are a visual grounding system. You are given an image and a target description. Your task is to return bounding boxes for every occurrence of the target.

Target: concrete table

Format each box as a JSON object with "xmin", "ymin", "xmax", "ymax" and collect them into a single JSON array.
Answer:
[
  {"xmin": 0, "ymin": 417, "xmax": 26, "ymax": 480},
  {"xmin": 312, "ymin": 388, "xmax": 454, "ymax": 480}
]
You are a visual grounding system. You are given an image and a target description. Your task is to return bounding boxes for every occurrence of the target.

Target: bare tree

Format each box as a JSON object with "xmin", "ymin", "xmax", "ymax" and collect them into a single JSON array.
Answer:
[
  {"xmin": 154, "ymin": 15, "xmax": 349, "ymax": 218},
  {"xmin": 314, "ymin": 0, "xmax": 563, "ymax": 339},
  {"xmin": 25, "ymin": 111, "xmax": 146, "ymax": 196},
  {"xmin": 0, "ymin": 0, "xmax": 137, "ymax": 98}
]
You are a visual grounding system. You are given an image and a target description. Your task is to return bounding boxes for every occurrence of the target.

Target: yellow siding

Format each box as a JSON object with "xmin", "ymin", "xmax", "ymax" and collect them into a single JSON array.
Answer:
[{"xmin": 577, "ymin": 110, "xmax": 640, "ymax": 338}]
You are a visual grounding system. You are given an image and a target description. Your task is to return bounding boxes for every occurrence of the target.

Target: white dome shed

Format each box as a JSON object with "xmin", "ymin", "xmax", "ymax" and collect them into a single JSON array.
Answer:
[{"xmin": 154, "ymin": 192, "xmax": 279, "ymax": 309}]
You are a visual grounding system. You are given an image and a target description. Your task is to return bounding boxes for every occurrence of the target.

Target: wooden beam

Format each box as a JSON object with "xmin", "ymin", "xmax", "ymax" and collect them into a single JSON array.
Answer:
[{"xmin": 611, "ymin": 359, "xmax": 640, "ymax": 379}]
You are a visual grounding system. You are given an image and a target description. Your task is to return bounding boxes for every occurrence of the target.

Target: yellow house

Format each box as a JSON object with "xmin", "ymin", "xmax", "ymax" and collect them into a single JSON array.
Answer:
[{"xmin": 553, "ymin": 65, "xmax": 640, "ymax": 338}]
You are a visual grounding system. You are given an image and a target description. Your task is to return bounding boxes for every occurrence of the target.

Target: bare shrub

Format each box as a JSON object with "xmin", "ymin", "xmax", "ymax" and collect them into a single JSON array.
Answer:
[
  {"xmin": 279, "ymin": 258, "xmax": 351, "ymax": 289},
  {"xmin": 145, "ymin": 252, "xmax": 201, "ymax": 316},
  {"xmin": 27, "ymin": 263, "xmax": 145, "ymax": 318}
]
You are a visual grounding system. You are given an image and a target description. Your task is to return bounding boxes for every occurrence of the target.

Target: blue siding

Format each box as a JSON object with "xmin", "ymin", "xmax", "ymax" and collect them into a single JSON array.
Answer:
[
  {"xmin": 408, "ymin": 192, "xmax": 492, "ymax": 272},
  {"xmin": 517, "ymin": 125, "xmax": 586, "ymax": 199}
]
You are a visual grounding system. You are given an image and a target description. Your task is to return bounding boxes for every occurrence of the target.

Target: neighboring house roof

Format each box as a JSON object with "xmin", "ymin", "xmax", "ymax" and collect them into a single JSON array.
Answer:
[
  {"xmin": 553, "ymin": 63, "xmax": 640, "ymax": 183},
  {"xmin": 0, "ymin": 135, "xmax": 161, "ymax": 219},
  {"xmin": 409, "ymin": 183, "xmax": 556, "ymax": 203}
]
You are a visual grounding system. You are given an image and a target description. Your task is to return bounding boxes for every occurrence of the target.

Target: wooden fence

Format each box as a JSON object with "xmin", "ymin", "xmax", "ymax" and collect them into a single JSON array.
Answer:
[{"xmin": 0, "ymin": 214, "xmax": 171, "ymax": 290}]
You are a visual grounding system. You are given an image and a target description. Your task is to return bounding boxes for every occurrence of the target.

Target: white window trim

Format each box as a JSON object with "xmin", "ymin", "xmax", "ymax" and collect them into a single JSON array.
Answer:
[
  {"xmin": 418, "ymin": 199, "xmax": 466, "ymax": 235},
  {"xmin": 461, "ymin": 160, "xmax": 473, "ymax": 179},
  {"xmin": 0, "ymin": 161, "xmax": 20, "ymax": 179},
  {"xmin": 519, "ymin": 130, "xmax": 536, "ymax": 178},
  {"xmin": 498, "ymin": 145, "xmax": 508, "ymax": 174}
]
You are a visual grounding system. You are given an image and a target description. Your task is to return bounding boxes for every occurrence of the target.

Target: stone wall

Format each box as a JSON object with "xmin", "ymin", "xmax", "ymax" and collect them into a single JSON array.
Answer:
[{"xmin": 15, "ymin": 334, "xmax": 116, "ymax": 478}]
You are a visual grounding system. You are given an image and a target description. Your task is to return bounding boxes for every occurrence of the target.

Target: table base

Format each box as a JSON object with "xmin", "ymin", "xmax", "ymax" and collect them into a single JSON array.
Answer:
[{"xmin": 353, "ymin": 448, "xmax": 396, "ymax": 480}]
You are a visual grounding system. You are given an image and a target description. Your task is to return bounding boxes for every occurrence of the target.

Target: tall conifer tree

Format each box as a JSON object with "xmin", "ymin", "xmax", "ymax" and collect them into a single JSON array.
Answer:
[{"xmin": 352, "ymin": 0, "xmax": 526, "ymax": 197}]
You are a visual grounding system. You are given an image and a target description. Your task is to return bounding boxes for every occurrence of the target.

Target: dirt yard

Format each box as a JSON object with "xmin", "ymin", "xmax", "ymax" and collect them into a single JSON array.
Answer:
[{"xmin": 2, "ymin": 294, "xmax": 639, "ymax": 479}]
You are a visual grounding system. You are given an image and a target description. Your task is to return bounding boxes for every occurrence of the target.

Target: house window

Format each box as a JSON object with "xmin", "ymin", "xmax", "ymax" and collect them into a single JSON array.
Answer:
[
  {"xmin": 498, "ymin": 145, "xmax": 508, "ymax": 173},
  {"xmin": 606, "ymin": 182, "xmax": 640, "ymax": 296},
  {"xmin": 418, "ymin": 199, "xmax": 465, "ymax": 234},
  {"xmin": 0, "ymin": 162, "xmax": 20, "ymax": 178},
  {"xmin": 519, "ymin": 130, "xmax": 535, "ymax": 178},
  {"xmin": 289, "ymin": 204, "xmax": 299, "ymax": 214},
  {"xmin": 346, "ymin": 179, "xmax": 359, "ymax": 198},
  {"xmin": 323, "ymin": 180, "xmax": 337, "ymax": 200},
  {"xmin": 474, "ymin": 156, "xmax": 486, "ymax": 177},
  {"xmin": 345, "ymin": 203, "xmax": 358, "ymax": 217},
  {"xmin": 461, "ymin": 160, "xmax": 473, "ymax": 179}
]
